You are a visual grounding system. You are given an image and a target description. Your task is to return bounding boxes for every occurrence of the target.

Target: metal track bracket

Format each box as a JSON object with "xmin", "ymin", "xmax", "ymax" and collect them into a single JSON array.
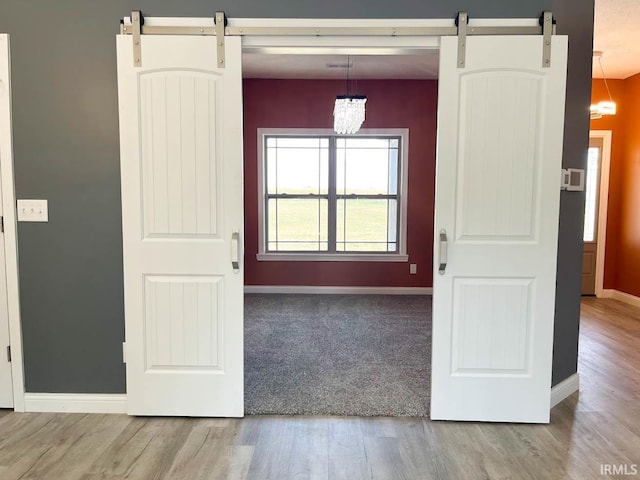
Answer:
[
  {"xmin": 456, "ymin": 12, "xmax": 468, "ymax": 68},
  {"xmin": 216, "ymin": 11, "xmax": 226, "ymax": 68},
  {"xmin": 541, "ymin": 11, "xmax": 553, "ymax": 68},
  {"xmin": 131, "ymin": 10, "xmax": 142, "ymax": 67}
]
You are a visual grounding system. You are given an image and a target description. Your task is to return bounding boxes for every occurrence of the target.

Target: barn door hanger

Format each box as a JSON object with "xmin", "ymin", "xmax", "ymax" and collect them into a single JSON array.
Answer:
[
  {"xmin": 540, "ymin": 11, "xmax": 555, "ymax": 68},
  {"xmin": 215, "ymin": 11, "xmax": 227, "ymax": 68},
  {"xmin": 455, "ymin": 12, "xmax": 468, "ymax": 68},
  {"xmin": 455, "ymin": 11, "xmax": 555, "ymax": 69},
  {"xmin": 123, "ymin": 10, "xmax": 228, "ymax": 68},
  {"xmin": 130, "ymin": 10, "xmax": 142, "ymax": 67}
]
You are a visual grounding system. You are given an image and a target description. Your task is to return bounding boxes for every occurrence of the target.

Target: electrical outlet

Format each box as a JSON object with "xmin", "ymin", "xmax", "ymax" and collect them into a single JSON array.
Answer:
[
  {"xmin": 410, "ymin": 263, "xmax": 417, "ymax": 275},
  {"xmin": 17, "ymin": 199, "xmax": 48, "ymax": 222}
]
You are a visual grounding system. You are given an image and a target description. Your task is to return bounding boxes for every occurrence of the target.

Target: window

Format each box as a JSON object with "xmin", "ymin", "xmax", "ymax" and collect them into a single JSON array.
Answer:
[
  {"xmin": 583, "ymin": 145, "xmax": 600, "ymax": 242},
  {"xmin": 257, "ymin": 129, "xmax": 409, "ymax": 261}
]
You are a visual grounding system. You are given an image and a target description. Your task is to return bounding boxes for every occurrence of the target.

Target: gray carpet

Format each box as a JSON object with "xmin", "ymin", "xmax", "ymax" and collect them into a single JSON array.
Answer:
[{"xmin": 244, "ymin": 294, "xmax": 432, "ymax": 417}]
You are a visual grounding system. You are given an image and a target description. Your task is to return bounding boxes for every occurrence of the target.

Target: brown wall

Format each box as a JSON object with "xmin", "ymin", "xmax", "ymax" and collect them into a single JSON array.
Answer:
[
  {"xmin": 617, "ymin": 74, "xmax": 640, "ymax": 296},
  {"xmin": 243, "ymin": 79, "xmax": 437, "ymax": 287},
  {"xmin": 591, "ymin": 75, "xmax": 640, "ymax": 296},
  {"xmin": 590, "ymin": 78, "xmax": 625, "ymax": 289}
]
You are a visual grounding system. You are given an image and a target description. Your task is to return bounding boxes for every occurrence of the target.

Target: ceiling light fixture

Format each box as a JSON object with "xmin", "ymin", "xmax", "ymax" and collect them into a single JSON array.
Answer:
[
  {"xmin": 333, "ymin": 55, "xmax": 367, "ymax": 135},
  {"xmin": 590, "ymin": 51, "xmax": 616, "ymax": 120}
]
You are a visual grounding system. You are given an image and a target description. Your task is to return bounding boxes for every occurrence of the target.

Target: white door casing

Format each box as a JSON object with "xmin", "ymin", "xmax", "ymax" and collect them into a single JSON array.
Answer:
[
  {"xmin": 590, "ymin": 130, "xmax": 612, "ymax": 298},
  {"xmin": 431, "ymin": 36, "xmax": 568, "ymax": 422},
  {"xmin": 116, "ymin": 34, "xmax": 244, "ymax": 416},
  {"xmin": 582, "ymin": 138, "xmax": 603, "ymax": 295}
]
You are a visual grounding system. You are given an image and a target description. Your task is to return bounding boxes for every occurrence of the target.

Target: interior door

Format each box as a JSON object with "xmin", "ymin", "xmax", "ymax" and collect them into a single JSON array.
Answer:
[
  {"xmin": 116, "ymin": 33, "xmax": 244, "ymax": 416},
  {"xmin": 431, "ymin": 35, "xmax": 568, "ymax": 423},
  {"xmin": 0, "ymin": 34, "xmax": 13, "ymax": 408},
  {"xmin": 582, "ymin": 138, "xmax": 603, "ymax": 295}
]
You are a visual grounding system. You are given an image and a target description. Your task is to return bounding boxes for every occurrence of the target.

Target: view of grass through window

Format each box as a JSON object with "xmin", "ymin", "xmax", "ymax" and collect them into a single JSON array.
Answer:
[{"xmin": 264, "ymin": 135, "xmax": 401, "ymax": 253}]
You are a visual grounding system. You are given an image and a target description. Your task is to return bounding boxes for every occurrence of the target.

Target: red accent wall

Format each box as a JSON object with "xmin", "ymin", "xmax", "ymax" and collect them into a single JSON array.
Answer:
[
  {"xmin": 243, "ymin": 79, "xmax": 437, "ymax": 287},
  {"xmin": 591, "ymin": 75, "xmax": 640, "ymax": 296}
]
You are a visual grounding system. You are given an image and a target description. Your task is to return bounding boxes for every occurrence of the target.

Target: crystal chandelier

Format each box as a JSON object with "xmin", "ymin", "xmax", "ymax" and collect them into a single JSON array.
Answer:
[
  {"xmin": 590, "ymin": 51, "xmax": 616, "ymax": 120},
  {"xmin": 334, "ymin": 56, "xmax": 367, "ymax": 134}
]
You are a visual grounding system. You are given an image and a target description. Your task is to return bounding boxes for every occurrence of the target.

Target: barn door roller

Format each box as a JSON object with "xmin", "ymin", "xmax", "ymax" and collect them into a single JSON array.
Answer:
[{"xmin": 120, "ymin": 10, "xmax": 555, "ymax": 69}]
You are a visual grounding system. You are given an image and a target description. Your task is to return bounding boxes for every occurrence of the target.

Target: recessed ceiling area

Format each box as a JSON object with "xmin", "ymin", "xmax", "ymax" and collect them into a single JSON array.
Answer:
[
  {"xmin": 243, "ymin": 0, "xmax": 640, "ymax": 81},
  {"xmin": 242, "ymin": 53, "xmax": 439, "ymax": 80}
]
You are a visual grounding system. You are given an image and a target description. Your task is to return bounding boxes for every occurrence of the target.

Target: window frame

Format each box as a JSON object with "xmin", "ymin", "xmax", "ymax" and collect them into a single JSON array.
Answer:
[{"xmin": 257, "ymin": 128, "xmax": 409, "ymax": 262}]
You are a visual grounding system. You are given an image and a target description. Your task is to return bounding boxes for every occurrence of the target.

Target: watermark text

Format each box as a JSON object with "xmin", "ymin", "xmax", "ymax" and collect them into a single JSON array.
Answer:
[{"xmin": 600, "ymin": 464, "xmax": 638, "ymax": 476}]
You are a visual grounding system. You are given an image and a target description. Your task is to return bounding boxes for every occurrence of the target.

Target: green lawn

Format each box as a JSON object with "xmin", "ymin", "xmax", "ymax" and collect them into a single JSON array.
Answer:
[{"xmin": 268, "ymin": 198, "xmax": 394, "ymax": 252}]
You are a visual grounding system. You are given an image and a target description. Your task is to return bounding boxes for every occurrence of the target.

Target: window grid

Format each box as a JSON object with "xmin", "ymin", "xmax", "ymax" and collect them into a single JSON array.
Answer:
[{"xmin": 264, "ymin": 134, "xmax": 402, "ymax": 254}]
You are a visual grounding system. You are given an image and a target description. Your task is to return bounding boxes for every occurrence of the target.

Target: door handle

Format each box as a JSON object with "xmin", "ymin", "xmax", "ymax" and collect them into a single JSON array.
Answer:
[
  {"xmin": 438, "ymin": 229, "xmax": 448, "ymax": 275},
  {"xmin": 231, "ymin": 230, "xmax": 240, "ymax": 273}
]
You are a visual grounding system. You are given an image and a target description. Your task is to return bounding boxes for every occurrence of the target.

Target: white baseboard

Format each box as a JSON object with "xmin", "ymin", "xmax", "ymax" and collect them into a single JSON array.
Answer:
[
  {"xmin": 550, "ymin": 373, "xmax": 580, "ymax": 408},
  {"xmin": 599, "ymin": 288, "xmax": 614, "ymax": 298},
  {"xmin": 244, "ymin": 285, "xmax": 432, "ymax": 295},
  {"xmin": 24, "ymin": 393, "xmax": 127, "ymax": 414},
  {"xmin": 601, "ymin": 289, "xmax": 640, "ymax": 308},
  {"xmin": 22, "ymin": 375, "xmax": 573, "ymax": 414}
]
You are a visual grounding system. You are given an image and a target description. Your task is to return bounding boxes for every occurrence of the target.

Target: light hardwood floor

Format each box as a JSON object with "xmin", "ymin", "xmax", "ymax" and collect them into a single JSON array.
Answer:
[{"xmin": 0, "ymin": 298, "xmax": 638, "ymax": 479}]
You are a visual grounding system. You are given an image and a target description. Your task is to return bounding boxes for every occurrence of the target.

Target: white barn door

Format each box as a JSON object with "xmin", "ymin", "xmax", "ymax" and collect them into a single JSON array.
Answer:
[
  {"xmin": 0, "ymin": 34, "xmax": 13, "ymax": 408},
  {"xmin": 116, "ymin": 34, "xmax": 244, "ymax": 416},
  {"xmin": 0, "ymin": 178, "xmax": 13, "ymax": 408},
  {"xmin": 431, "ymin": 35, "xmax": 568, "ymax": 423}
]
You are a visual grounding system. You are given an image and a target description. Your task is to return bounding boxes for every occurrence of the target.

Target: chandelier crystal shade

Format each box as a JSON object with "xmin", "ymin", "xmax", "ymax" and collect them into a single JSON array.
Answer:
[
  {"xmin": 590, "ymin": 101, "xmax": 616, "ymax": 120},
  {"xmin": 333, "ymin": 95, "xmax": 367, "ymax": 135}
]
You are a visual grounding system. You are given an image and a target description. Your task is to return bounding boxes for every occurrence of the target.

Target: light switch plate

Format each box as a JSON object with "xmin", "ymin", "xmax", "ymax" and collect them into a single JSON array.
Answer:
[
  {"xmin": 410, "ymin": 264, "xmax": 417, "ymax": 275},
  {"xmin": 17, "ymin": 199, "xmax": 48, "ymax": 222}
]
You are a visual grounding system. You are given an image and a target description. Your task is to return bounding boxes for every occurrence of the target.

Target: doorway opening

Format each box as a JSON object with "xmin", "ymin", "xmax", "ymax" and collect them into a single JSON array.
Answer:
[
  {"xmin": 582, "ymin": 130, "xmax": 612, "ymax": 297},
  {"xmin": 241, "ymin": 50, "xmax": 439, "ymax": 416},
  {"xmin": 115, "ymin": 13, "xmax": 566, "ymax": 422}
]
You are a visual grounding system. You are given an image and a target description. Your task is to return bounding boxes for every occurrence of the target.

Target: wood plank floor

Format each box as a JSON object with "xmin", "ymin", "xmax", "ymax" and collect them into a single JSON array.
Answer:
[{"xmin": 0, "ymin": 298, "xmax": 638, "ymax": 479}]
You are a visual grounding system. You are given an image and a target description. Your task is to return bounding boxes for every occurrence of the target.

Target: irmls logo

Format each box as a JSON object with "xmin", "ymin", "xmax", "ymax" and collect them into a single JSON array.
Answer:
[{"xmin": 600, "ymin": 464, "xmax": 638, "ymax": 476}]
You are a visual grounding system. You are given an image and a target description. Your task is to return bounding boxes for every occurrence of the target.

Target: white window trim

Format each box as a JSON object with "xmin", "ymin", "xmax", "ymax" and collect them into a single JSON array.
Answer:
[{"xmin": 256, "ymin": 128, "xmax": 409, "ymax": 262}]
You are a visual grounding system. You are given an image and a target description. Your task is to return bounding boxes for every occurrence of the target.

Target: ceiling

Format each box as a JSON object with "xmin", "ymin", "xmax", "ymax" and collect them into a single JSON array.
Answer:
[
  {"xmin": 242, "ymin": 53, "xmax": 439, "ymax": 80},
  {"xmin": 593, "ymin": 0, "xmax": 640, "ymax": 79}
]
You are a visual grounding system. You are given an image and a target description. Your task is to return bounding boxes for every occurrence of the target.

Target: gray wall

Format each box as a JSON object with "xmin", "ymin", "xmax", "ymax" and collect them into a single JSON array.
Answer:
[
  {"xmin": 0, "ymin": 0, "xmax": 591, "ymax": 393},
  {"xmin": 551, "ymin": 0, "xmax": 594, "ymax": 385}
]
